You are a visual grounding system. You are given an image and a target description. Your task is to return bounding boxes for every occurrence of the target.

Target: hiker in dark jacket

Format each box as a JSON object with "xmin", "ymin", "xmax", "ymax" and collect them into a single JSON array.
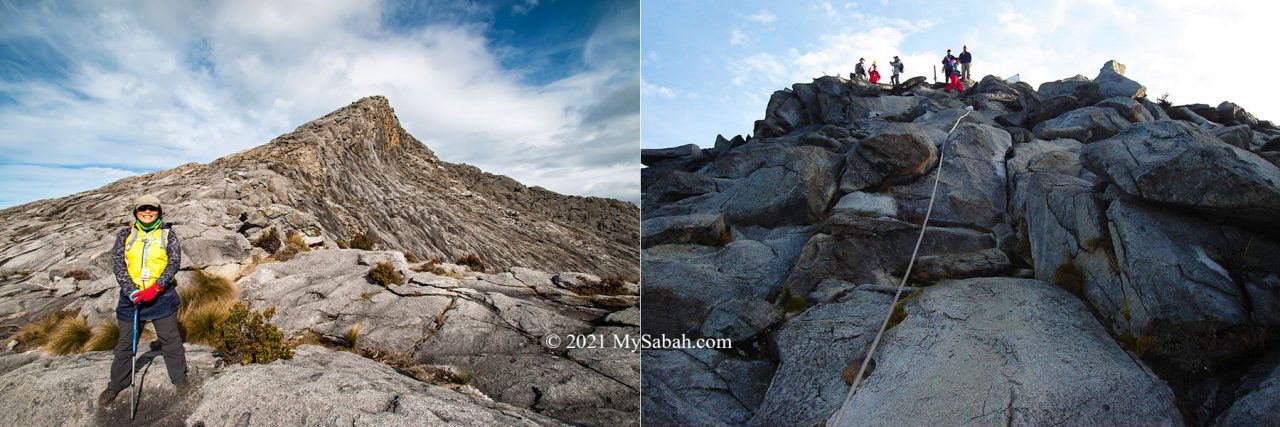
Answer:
[
  {"xmin": 98, "ymin": 194, "xmax": 189, "ymax": 407},
  {"xmin": 941, "ymin": 49, "xmax": 957, "ymax": 83},
  {"xmin": 959, "ymin": 45, "xmax": 973, "ymax": 80},
  {"xmin": 853, "ymin": 58, "xmax": 867, "ymax": 81}
]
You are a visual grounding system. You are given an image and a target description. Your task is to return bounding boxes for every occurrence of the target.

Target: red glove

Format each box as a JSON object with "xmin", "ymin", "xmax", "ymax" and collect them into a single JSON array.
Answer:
[{"xmin": 135, "ymin": 283, "xmax": 161, "ymax": 303}]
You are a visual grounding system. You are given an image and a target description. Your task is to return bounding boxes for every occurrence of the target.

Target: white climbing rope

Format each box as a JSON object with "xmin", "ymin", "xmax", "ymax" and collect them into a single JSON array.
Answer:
[{"xmin": 830, "ymin": 106, "xmax": 975, "ymax": 427}]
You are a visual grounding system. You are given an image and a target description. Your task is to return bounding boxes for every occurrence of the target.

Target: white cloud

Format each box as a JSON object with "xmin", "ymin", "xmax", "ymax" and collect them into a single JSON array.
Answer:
[
  {"xmin": 511, "ymin": 0, "xmax": 539, "ymax": 16},
  {"xmin": 642, "ymin": 79, "xmax": 678, "ymax": 98},
  {"xmin": 729, "ymin": 52, "xmax": 788, "ymax": 87},
  {"xmin": 0, "ymin": 1, "xmax": 640, "ymax": 206},
  {"xmin": 812, "ymin": 2, "xmax": 863, "ymax": 21},
  {"xmin": 730, "ymin": 29, "xmax": 748, "ymax": 45},
  {"xmin": 0, "ymin": 165, "xmax": 138, "ymax": 208},
  {"xmin": 744, "ymin": 11, "xmax": 777, "ymax": 24},
  {"xmin": 996, "ymin": 5, "xmax": 1035, "ymax": 39},
  {"xmin": 790, "ymin": 27, "xmax": 909, "ymax": 82}
]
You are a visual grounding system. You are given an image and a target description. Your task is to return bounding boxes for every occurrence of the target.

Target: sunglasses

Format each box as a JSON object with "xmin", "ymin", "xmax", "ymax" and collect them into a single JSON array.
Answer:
[{"xmin": 136, "ymin": 206, "xmax": 160, "ymax": 213}]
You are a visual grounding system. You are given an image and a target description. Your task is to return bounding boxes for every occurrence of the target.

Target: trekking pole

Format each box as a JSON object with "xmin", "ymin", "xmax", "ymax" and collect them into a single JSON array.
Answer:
[{"xmin": 130, "ymin": 306, "xmax": 138, "ymax": 420}]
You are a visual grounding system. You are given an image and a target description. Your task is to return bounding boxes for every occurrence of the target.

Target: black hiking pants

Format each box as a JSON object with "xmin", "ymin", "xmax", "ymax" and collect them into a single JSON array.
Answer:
[{"xmin": 107, "ymin": 312, "xmax": 187, "ymax": 391}]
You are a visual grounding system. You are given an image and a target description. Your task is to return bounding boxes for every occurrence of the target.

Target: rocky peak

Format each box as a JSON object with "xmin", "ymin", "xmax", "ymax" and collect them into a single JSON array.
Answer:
[
  {"xmin": 0, "ymin": 95, "xmax": 639, "ymax": 426},
  {"xmin": 0, "ymin": 96, "xmax": 638, "ymax": 281}
]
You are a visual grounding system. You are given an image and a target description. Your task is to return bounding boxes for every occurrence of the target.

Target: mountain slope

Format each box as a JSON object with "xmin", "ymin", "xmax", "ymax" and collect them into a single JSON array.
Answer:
[{"xmin": 0, "ymin": 96, "xmax": 638, "ymax": 281}]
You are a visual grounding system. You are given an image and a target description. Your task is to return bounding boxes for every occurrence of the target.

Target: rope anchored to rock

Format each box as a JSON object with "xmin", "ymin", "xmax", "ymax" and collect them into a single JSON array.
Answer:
[{"xmin": 830, "ymin": 106, "xmax": 975, "ymax": 427}]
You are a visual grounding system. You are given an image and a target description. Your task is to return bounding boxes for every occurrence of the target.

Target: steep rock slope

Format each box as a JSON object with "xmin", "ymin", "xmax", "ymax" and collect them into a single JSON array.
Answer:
[
  {"xmin": 0, "ymin": 96, "xmax": 640, "ymax": 426},
  {"xmin": 642, "ymin": 61, "xmax": 1280, "ymax": 426}
]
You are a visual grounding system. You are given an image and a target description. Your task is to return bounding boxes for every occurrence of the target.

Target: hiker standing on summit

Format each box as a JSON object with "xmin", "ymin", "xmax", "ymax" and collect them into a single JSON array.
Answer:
[
  {"xmin": 944, "ymin": 57, "xmax": 965, "ymax": 93},
  {"xmin": 890, "ymin": 56, "xmax": 904, "ymax": 86},
  {"xmin": 941, "ymin": 49, "xmax": 957, "ymax": 83},
  {"xmin": 98, "ymin": 194, "xmax": 189, "ymax": 407},
  {"xmin": 959, "ymin": 45, "xmax": 973, "ymax": 80}
]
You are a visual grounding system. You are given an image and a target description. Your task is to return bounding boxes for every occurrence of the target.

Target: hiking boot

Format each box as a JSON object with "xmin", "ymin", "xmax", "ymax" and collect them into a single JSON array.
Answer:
[
  {"xmin": 97, "ymin": 388, "xmax": 122, "ymax": 407},
  {"xmin": 174, "ymin": 373, "xmax": 199, "ymax": 396}
]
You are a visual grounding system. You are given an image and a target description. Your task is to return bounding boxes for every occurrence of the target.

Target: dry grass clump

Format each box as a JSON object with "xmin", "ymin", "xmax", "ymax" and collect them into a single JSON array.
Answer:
[
  {"xmin": 350, "ymin": 233, "xmax": 375, "ymax": 251},
  {"xmin": 251, "ymin": 227, "xmax": 282, "ymax": 254},
  {"xmin": 11, "ymin": 310, "xmax": 77, "ymax": 351},
  {"xmin": 344, "ymin": 322, "xmax": 361, "ymax": 350},
  {"xmin": 177, "ymin": 268, "xmax": 239, "ymax": 346},
  {"xmin": 45, "ymin": 316, "xmax": 92, "ymax": 355},
  {"xmin": 455, "ymin": 254, "xmax": 485, "ymax": 272},
  {"xmin": 64, "ymin": 270, "xmax": 92, "ymax": 281},
  {"xmin": 273, "ymin": 230, "xmax": 311, "ymax": 261},
  {"xmin": 411, "ymin": 258, "xmax": 443, "ymax": 273},
  {"xmin": 403, "ymin": 252, "xmax": 420, "ymax": 263},
  {"xmin": 369, "ymin": 261, "xmax": 406, "ymax": 286},
  {"xmin": 575, "ymin": 275, "xmax": 632, "ymax": 296},
  {"xmin": 182, "ymin": 303, "xmax": 233, "ymax": 346},
  {"xmin": 179, "ymin": 269, "xmax": 239, "ymax": 314},
  {"xmin": 411, "ymin": 258, "xmax": 466, "ymax": 279},
  {"xmin": 85, "ymin": 321, "xmax": 119, "ymax": 352},
  {"xmin": 285, "ymin": 231, "xmax": 309, "ymax": 251}
]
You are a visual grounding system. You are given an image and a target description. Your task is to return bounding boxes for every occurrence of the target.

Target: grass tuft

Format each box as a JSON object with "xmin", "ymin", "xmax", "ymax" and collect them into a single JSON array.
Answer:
[
  {"xmin": 251, "ymin": 227, "xmax": 282, "ymax": 254},
  {"xmin": 403, "ymin": 252, "xmax": 420, "ymax": 263},
  {"xmin": 350, "ymin": 233, "xmax": 375, "ymax": 251},
  {"xmin": 85, "ymin": 321, "xmax": 119, "ymax": 352},
  {"xmin": 885, "ymin": 289, "xmax": 923, "ymax": 331},
  {"xmin": 46, "ymin": 316, "xmax": 92, "ymax": 355},
  {"xmin": 344, "ymin": 322, "xmax": 361, "ymax": 350},
  {"xmin": 574, "ymin": 276, "xmax": 632, "ymax": 296},
  {"xmin": 369, "ymin": 261, "xmax": 406, "ymax": 286},
  {"xmin": 273, "ymin": 230, "xmax": 310, "ymax": 261},
  {"xmin": 176, "ymin": 267, "xmax": 239, "ymax": 346},
  {"xmin": 285, "ymin": 231, "xmax": 309, "ymax": 251},
  {"xmin": 12, "ymin": 310, "xmax": 76, "ymax": 350},
  {"xmin": 64, "ymin": 270, "xmax": 92, "ymax": 281},
  {"xmin": 1157, "ymin": 93, "xmax": 1172, "ymax": 110},
  {"xmin": 179, "ymin": 268, "xmax": 239, "ymax": 316},
  {"xmin": 455, "ymin": 254, "xmax": 485, "ymax": 272},
  {"xmin": 181, "ymin": 303, "xmax": 232, "ymax": 346}
]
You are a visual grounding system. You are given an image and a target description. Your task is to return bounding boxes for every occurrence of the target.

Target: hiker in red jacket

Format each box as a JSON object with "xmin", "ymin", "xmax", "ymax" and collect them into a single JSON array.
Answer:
[
  {"xmin": 944, "ymin": 58, "xmax": 965, "ymax": 93},
  {"xmin": 869, "ymin": 62, "xmax": 881, "ymax": 83}
]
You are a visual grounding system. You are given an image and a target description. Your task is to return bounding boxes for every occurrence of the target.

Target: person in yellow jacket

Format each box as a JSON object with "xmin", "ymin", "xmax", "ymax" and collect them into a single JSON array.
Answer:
[{"xmin": 98, "ymin": 194, "xmax": 188, "ymax": 406}]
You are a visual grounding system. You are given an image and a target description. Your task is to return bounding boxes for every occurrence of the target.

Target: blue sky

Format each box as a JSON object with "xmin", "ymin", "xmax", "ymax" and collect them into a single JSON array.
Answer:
[
  {"xmin": 642, "ymin": 0, "xmax": 1280, "ymax": 149},
  {"xmin": 0, "ymin": 0, "xmax": 639, "ymax": 208}
]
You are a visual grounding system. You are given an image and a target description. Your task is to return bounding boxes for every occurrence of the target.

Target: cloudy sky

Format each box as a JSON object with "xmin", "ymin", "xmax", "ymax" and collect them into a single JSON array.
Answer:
[
  {"xmin": 0, "ymin": 0, "xmax": 639, "ymax": 208},
  {"xmin": 642, "ymin": 0, "xmax": 1280, "ymax": 149}
]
